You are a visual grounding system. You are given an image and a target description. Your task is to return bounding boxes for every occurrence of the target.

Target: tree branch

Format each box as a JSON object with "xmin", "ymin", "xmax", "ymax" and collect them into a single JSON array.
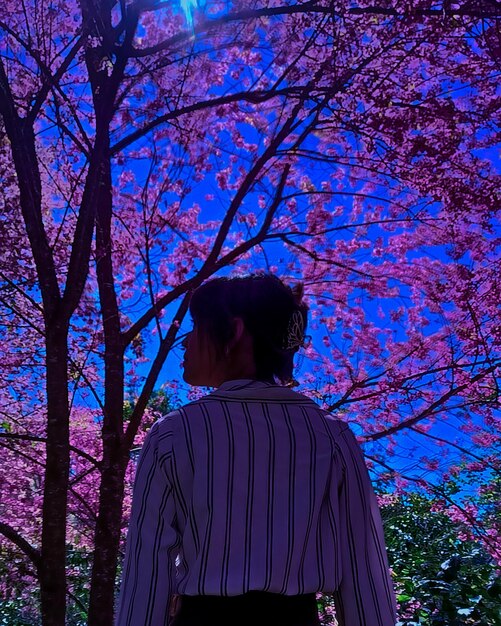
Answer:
[
  {"xmin": 0, "ymin": 58, "xmax": 61, "ymax": 316},
  {"xmin": 366, "ymin": 454, "xmax": 497, "ymax": 551},
  {"xmin": 0, "ymin": 433, "xmax": 100, "ymax": 468},
  {"xmin": 408, "ymin": 425, "xmax": 498, "ymax": 472},
  {"xmin": 123, "ymin": 291, "xmax": 191, "ymax": 450},
  {"xmin": 367, "ymin": 363, "xmax": 500, "ymax": 441},
  {"xmin": 27, "ymin": 33, "xmax": 89, "ymax": 124},
  {"xmin": 0, "ymin": 270, "xmax": 44, "ymax": 314},
  {"xmin": 281, "ymin": 235, "xmax": 375, "ymax": 278},
  {"xmin": 131, "ymin": 2, "xmax": 501, "ymax": 58},
  {"xmin": 111, "ymin": 88, "xmax": 297, "ymax": 155},
  {"xmin": 0, "ymin": 522, "xmax": 41, "ymax": 569}
]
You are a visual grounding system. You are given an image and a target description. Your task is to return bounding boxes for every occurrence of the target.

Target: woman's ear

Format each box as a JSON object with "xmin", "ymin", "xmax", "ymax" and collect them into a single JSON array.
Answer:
[{"xmin": 227, "ymin": 317, "xmax": 246, "ymax": 351}]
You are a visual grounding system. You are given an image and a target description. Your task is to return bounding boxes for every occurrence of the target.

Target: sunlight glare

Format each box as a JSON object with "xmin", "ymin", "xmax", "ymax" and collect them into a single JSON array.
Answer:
[{"xmin": 179, "ymin": 0, "xmax": 203, "ymax": 27}]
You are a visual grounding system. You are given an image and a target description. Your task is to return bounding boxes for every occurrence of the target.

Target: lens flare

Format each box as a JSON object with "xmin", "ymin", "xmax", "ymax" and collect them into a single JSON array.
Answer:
[{"xmin": 179, "ymin": 0, "xmax": 203, "ymax": 27}]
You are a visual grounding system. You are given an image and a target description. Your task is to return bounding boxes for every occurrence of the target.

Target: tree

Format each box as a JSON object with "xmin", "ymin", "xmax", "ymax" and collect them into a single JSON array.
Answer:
[
  {"xmin": 0, "ymin": 394, "xmax": 170, "ymax": 625},
  {"xmin": 316, "ymin": 490, "xmax": 501, "ymax": 626},
  {"xmin": 320, "ymin": 488, "xmax": 501, "ymax": 626},
  {"xmin": 382, "ymin": 492, "xmax": 500, "ymax": 625},
  {"xmin": 0, "ymin": 0, "xmax": 500, "ymax": 624}
]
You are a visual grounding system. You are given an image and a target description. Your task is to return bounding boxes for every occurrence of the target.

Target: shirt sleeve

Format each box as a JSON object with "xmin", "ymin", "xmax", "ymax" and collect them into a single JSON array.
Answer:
[
  {"xmin": 116, "ymin": 419, "xmax": 179, "ymax": 626},
  {"xmin": 331, "ymin": 424, "xmax": 398, "ymax": 626}
]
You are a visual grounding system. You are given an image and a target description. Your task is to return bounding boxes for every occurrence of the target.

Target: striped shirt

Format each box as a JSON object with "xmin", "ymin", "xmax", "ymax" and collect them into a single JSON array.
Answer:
[{"xmin": 116, "ymin": 379, "xmax": 397, "ymax": 626}]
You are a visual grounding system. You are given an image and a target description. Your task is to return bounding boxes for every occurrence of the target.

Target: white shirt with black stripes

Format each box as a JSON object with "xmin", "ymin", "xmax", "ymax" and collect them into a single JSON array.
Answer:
[{"xmin": 116, "ymin": 379, "xmax": 398, "ymax": 626}]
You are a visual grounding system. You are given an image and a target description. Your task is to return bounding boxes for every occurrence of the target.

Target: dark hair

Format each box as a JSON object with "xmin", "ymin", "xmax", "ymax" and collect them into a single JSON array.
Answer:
[{"xmin": 189, "ymin": 273, "xmax": 308, "ymax": 384}]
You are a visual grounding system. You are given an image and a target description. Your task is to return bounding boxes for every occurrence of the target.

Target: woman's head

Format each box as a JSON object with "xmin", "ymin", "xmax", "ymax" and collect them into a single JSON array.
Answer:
[{"xmin": 181, "ymin": 273, "xmax": 308, "ymax": 387}]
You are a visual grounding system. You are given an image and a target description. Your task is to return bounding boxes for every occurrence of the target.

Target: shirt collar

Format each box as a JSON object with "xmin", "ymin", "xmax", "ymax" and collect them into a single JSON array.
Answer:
[
  {"xmin": 215, "ymin": 379, "xmax": 278, "ymax": 392},
  {"xmin": 209, "ymin": 378, "xmax": 317, "ymax": 404}
]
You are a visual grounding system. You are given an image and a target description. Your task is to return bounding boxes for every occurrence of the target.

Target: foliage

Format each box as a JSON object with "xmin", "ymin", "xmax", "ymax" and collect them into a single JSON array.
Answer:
[
  {"xmin": 318, "ymin": 492, "xmax": 501, "ymax": 626},
  {"xmin": 383, "ymin": 493, "xmax": 500, "ymax": 625}
]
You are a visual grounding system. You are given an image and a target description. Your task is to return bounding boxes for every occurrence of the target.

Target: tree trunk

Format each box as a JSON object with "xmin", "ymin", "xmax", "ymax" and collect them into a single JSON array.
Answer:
[
  {"xmin": 40, "ymin": 322, "xmax": 70, "ymax": 626},
  {"xmin": 87, "ymin": 140, "xmax": 128, "ymax": 625},
  {"xmin": 87, "ymin": 448, "xmax": 128, "ymax": 626}
]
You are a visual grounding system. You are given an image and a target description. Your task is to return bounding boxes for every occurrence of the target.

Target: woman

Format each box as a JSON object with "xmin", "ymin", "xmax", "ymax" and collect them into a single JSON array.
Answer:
[{"xmin": 116, "ymin": 274, "xmax": 397, "ymax": 626}]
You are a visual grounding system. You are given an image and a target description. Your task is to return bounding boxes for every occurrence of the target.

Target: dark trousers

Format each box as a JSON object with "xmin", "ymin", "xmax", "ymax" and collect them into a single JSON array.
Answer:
[{"xmin": 170, "ymin": 591, "xmax": 321, "ymax": 626}]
